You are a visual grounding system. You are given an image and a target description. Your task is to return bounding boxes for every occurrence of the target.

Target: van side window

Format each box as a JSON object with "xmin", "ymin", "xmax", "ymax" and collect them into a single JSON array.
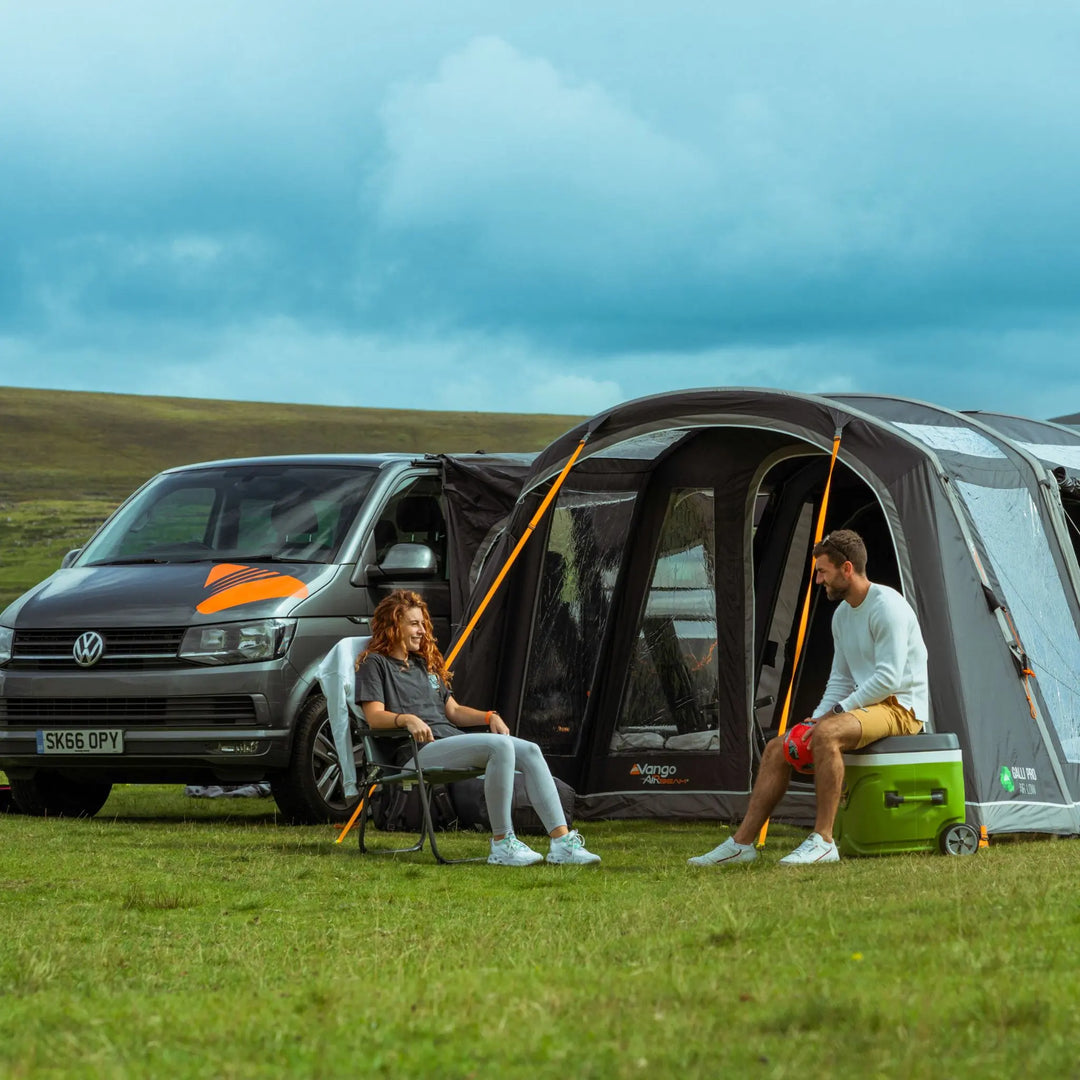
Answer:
[{"xmin": 373, "ymin": 476, "xmax": 447, "ymax": 575}]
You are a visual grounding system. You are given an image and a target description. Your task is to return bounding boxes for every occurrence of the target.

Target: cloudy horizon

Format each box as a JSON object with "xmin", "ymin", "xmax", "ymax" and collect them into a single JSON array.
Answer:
[{"xmin": 3, "ymin": 2, "xmax": 1079, "ymax": 419}]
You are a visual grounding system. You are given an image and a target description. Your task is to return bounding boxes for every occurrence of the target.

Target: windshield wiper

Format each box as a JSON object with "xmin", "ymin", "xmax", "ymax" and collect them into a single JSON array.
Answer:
[{"xmin": 85, "ymin": 557, "xmax": 172, "ymax": 566}]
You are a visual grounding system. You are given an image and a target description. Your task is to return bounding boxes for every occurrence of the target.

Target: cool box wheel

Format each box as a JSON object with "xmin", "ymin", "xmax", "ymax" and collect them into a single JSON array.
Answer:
[{"xmin": 939, "ymin": 822, "xmax": 980, "ymax": 856}]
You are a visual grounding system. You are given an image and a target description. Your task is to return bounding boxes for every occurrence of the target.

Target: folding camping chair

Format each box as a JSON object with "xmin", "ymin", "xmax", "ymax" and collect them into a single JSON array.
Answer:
[
  {"xmin": 318, "ymin": 635, "xmax": 490, "ymax": 863},
  {"xmin": 356, "ymin": 728, "xmax": 488, "ymax": 864}
]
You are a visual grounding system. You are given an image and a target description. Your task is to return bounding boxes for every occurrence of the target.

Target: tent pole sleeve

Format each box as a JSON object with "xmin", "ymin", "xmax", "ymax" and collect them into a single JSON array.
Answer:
[
  {"xmin": 335, "ymin": 783, "xmax": 378, "ymax": 845},
  {"xmin": 444, "ymin": 436, "xmax": 589, "ymax": 670},
  {"xmin": 758, "ymin": 428, "xmax": 843, "ymax": 849}
]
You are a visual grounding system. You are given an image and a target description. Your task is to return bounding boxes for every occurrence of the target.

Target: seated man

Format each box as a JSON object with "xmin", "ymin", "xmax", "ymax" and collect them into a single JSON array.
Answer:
[{"xmin": 689, "ymin": 528, "xmax": 929, "ymax": 867}]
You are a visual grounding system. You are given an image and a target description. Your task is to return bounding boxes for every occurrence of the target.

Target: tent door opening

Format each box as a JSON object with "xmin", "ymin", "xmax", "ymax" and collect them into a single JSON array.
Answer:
[{"xmin": 751, "ymin": 455, "xmax": 902, "ymax": 780}]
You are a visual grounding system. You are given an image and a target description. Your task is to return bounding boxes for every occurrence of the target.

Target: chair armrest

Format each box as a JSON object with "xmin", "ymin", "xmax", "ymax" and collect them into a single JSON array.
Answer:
[{"xmin": 359, "ymin": 726, "xmax": 421, "ymax": 775}]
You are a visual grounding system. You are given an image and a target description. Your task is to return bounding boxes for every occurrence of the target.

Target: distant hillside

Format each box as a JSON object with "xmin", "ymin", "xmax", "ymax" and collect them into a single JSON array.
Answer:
[
  {"xmin": 0, "ymin": 386, "xmax": 582, "ymax": 503},
  {"xmin": 0, "ymin": 385, "xmax": 583, "ymax": 609}
]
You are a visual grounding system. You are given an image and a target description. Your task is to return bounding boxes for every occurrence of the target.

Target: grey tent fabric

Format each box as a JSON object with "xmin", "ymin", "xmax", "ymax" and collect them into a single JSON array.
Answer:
[
  {"xmin": 452, "ymin": 388, "xmax": 1080, "ymax": 836},
  {"xmin": 437, "ymin": 453, "xmax": 536, "ymax": 627}
]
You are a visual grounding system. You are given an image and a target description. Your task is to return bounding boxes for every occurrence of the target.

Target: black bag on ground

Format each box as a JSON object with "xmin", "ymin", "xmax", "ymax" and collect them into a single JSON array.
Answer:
[
  {"xmin": 367, "ymin": 782, "xmax": 459, "ymax": 833},
  {"xmin": 450, "ymin": 774, "xmax": 576, "ymax": 836}
]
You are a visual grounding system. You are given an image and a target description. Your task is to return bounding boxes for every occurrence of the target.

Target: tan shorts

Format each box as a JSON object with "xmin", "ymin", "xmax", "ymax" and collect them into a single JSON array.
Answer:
[{"xmin": 851, "ymin": 696, "xmax": 923, "ymax": 749}]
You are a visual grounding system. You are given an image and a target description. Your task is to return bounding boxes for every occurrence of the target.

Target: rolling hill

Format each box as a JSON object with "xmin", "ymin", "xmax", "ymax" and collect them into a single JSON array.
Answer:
[{"xmin": 0, "ymin": 385, "xmax": 582, "ymax": 608}]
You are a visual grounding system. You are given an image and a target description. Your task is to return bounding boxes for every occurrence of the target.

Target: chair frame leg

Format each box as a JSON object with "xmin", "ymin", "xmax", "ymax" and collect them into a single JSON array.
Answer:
[{"xmin": 358, "ymin": 754, "xmax": 486, "ymax": 864}]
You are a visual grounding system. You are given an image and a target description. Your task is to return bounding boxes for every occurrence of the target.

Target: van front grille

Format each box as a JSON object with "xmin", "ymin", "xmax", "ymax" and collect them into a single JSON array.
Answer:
[
  {"xmin": 0, "ymin": 696, "xmax": 259, "ymax": 726},
  {"xmin": 9, "ymin": 628, "xmax": 187, "ymax": 670}
]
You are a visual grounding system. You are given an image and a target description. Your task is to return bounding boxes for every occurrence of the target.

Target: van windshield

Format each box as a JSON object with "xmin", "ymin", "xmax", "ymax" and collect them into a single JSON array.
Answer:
[{"xmin": 78, "ymin": 465, "xmax": 378, "ymax": 567}]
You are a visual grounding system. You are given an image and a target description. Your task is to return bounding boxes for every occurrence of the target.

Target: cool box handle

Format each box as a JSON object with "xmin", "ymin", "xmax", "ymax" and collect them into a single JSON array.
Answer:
[{"xmin": 884, "ymin": 788, "xmax": 946, "ymax": 808}]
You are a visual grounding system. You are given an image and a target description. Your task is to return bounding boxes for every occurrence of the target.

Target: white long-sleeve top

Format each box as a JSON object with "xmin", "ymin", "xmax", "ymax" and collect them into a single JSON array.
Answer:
[{"xmin": 814, "ymin": 583, "xmax": 929, "ymax": 723}]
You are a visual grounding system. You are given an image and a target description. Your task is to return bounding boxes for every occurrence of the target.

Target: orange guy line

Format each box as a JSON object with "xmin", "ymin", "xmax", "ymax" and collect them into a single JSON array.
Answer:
[
  {"xmin": 445, "ymin": 436, "xmax": 589, "ymax": 669},
  {"xmin": 758, "ymin": 430, "xmax": 842, "ymax": 849}
]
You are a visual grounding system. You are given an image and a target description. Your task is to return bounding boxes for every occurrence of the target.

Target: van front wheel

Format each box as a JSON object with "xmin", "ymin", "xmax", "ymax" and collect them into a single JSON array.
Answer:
[
  {"xmin": 270, "ymin": 694, "xmax": 362, "ymax": 825},
  {"xmin": 9, "ymin": 772, "xmax": 113, "ymax": 818}
]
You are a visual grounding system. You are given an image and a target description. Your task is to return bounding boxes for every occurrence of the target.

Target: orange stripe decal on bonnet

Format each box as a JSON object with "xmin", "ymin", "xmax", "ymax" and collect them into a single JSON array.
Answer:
[{"xmin": 197, "ymin": 564, "xmax": 309, "ymax": 614}]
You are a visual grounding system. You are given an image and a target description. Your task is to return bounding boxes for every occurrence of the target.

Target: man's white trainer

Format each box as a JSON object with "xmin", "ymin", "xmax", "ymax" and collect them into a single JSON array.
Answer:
[
  {"xmin": 779, "ymin": 832, "xmax": 839, "ymax": 866},
  {"xmin": 687, "ymin": 836, "xmax": 758, "ymax": 867}
]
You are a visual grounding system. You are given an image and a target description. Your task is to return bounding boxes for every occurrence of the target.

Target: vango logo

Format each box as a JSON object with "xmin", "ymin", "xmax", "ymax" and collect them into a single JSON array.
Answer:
[
  {"xmin": 629, "ymin": 762, "xmax": 688, "ymax": 785},
  {"xmin": 196, "ymin": 564, "xmax": 309, "ymax": 614},
  {"xmin": 630, "ymin": 763, "xmax": 678, "ymax": 778}
]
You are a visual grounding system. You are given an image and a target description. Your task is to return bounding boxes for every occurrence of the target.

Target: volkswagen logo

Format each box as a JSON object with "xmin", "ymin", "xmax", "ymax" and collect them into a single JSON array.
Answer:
[{"xmin": 72, "ymin": 631, "xmax": 105, "ymax": 668}]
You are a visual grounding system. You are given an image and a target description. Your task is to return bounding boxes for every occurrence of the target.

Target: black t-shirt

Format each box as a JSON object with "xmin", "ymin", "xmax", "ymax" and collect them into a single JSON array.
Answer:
[{"xmin": 355, "ymin": 651, "xmax": 460, "ymax": 740}]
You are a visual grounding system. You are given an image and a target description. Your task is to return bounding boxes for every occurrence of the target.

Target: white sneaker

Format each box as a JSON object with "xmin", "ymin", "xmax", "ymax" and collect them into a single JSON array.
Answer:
[
  {"xmin": 687, "ymin": 837, "xmax": 758, "ymax": 867},
  {"xmin": 779, "ymin": 832, "xmax": 839, "ymax": 865},
  {"xmin": 546, "ymin": 829, "xmax": 601, "ymax": 865},
  {"xmin": 488, "ymin": 833, "xmax": 544, "ymax": 866}
]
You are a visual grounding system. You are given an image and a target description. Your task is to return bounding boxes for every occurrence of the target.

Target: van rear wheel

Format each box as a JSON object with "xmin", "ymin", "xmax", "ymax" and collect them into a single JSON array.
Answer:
[
  {"xmin": 270, "ymin": 694, "xmax": 362, "ymax": 825},
  {"xmin": 9, "ymin": 772, "xmax": 113, "ymax": 818}
]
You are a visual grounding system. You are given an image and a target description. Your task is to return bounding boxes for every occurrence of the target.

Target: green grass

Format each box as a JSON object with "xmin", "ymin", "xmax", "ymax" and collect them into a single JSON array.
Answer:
[
  {"xmin": 0, "ymin": 499, "xmax": 118, "ymax": 609},
  {"xmin": 0, "ymin": 385, "xmax": 581, "ymax": 608},
  {"xmin": 0, "ymin": 385, "xmax": 580, "ymax": 503},
  {"xmin": 2, "ymin": 788, "xmax": 1078, "ymax": 1079}
]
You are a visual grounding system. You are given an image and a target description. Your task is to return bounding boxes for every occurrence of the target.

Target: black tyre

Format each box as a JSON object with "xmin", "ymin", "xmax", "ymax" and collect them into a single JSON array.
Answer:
[
  {"xmin": 939, "ymin": 822, "xmax": 980, "ymax": 856},
  {"xmin": 270, "ymin": 694, "xmax": 362, "ymax": 825},
  {"xmin": 9, "ymin": 772, "xmax": 113, "ymax": 818}
]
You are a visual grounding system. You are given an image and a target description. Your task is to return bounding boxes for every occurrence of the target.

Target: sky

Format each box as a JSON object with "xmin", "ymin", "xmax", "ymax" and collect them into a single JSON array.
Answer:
[{"xmin": 2, "ymin": 2, "xmax": 1079, "ymax": 419}]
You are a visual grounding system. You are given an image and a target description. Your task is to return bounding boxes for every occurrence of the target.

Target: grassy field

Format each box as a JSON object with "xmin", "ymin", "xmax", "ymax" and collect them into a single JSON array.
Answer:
[
  {"xmin": 1, "ymin": 788, "xmax": 1077, "ymax": 1079},
  {"xmin": 0, "ymin": 385, "xmax": 581, "ymax": 610},
  {"xmin": 3, "ymin": 386, "xmax": 1079, "ymax": 1078}
]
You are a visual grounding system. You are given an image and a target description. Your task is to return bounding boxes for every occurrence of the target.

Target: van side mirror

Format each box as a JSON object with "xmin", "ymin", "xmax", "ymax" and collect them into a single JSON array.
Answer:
[
  {"xmin": 60, "ymin": 549, "xmax": 82, "ymax": 569},
  {"xmin": 366, "ymin": 542, "xmax": 437, "ymax": 581}
]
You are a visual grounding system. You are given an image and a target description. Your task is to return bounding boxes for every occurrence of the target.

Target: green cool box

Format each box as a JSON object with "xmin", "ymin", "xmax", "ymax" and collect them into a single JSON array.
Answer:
[{"xmin": 833, "ymin": 733, "xmax": 979, "ymax": 856}]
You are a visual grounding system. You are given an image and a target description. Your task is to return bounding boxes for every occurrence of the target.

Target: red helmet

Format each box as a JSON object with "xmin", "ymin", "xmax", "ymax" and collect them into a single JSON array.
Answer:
[{"xmin": 782, "ymin": 721, "xmax": 816, "ymax": 774}]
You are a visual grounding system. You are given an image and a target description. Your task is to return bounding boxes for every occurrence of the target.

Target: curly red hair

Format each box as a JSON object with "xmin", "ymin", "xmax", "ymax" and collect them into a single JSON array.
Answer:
[{"xmin": 357, "ymin": 589, "xmax": 452, "ymax": 686}]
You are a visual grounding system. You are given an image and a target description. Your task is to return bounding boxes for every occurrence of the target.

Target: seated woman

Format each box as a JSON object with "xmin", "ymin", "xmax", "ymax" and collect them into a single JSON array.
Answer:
[{"xmin": 356, "ymin": 589, "xmax": 600, "ymax": 867}]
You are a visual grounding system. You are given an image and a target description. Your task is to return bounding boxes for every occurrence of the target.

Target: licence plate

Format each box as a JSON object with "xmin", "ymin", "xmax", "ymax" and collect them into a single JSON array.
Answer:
[{"xmin": 36, "ymin": 729, "xmax": 125, "ymax": 754}]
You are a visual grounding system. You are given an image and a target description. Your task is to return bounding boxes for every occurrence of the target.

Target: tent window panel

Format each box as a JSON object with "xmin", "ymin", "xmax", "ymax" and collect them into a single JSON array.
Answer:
[
  {"xmin": 611, "ymin": 488, "xmax": 719, "ymax": 753},
  {"xmin": 894, "ymin": 423, "xmax": 1008, "ymax": 460},
  {"xmin": 956, "ymin": 481, "xmax": 1080, "ymax": 763},
  {"xmin": 519, "ymin": 491, "xmax": 638, "ymax": 755}
]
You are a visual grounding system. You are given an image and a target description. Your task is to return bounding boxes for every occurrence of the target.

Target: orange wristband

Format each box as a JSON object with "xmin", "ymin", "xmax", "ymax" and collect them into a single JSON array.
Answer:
[{"xmin": 485, "ymin": 711, "xmax": 495, "ymax": 727}]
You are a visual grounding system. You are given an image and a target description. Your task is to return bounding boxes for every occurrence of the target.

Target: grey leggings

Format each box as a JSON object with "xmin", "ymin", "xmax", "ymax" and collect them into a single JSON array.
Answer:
[{"xmin": 416, "ymin": 734, "xmax": 566, "ymax": 837}]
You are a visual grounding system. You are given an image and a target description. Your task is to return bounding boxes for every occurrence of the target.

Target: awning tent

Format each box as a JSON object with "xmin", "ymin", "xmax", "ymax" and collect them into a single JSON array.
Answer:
[{"xmin": 451, "ymin": 388, "xmax": 1080, "ymax": 835}]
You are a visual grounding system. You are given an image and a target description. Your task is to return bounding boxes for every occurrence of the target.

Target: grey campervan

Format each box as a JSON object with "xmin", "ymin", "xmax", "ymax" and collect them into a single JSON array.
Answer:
[{"xmin": 0, "ymin": 453, "xmax": 529, "ymax": 822}]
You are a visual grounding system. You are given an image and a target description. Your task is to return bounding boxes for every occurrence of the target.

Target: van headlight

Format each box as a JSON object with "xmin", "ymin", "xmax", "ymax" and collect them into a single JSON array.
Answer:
[
  {"xmin": 179, "ymin": 619, "xmax": 297, "ymax": 665},
  {"xmin": 0, "ymin": 626, "xmax": 12, "ymax": 666}
]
